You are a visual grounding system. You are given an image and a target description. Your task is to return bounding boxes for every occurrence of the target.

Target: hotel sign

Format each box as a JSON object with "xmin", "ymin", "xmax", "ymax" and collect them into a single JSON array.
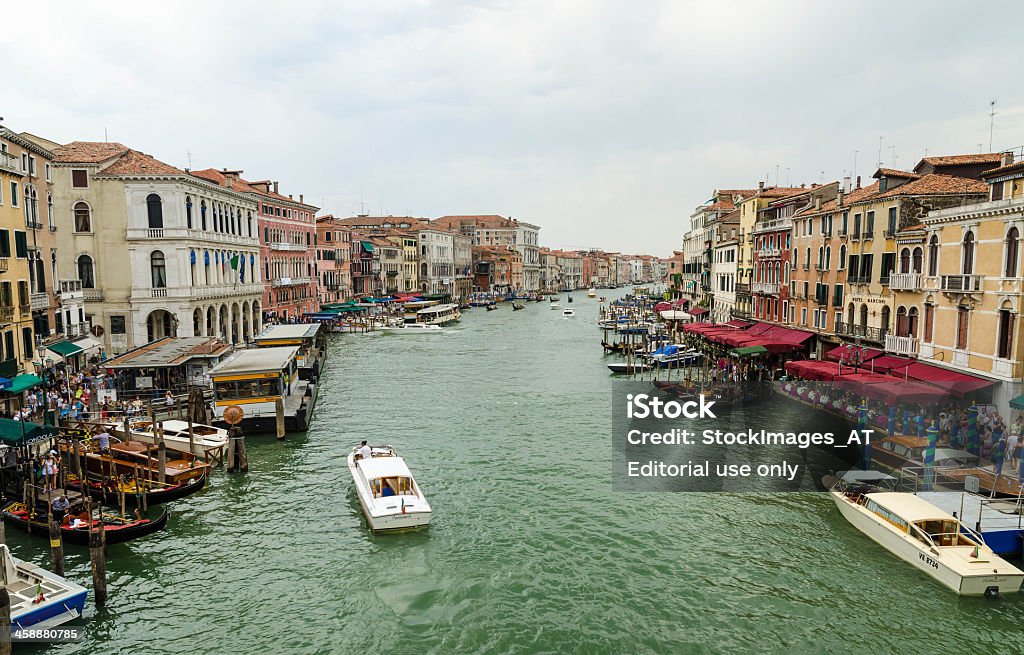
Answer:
[{"xmin": 849, "ymin": 296, "xmax": 887, "ymax": 304}]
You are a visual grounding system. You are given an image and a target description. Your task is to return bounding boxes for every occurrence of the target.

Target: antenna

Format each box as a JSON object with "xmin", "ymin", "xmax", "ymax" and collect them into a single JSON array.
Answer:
[
  {"xmin": 186, "ymin": 150, "xmax": 193, "ymax": 170},
  {"xmin": 989, "ymin": 99, "xmax": 997, "ymax": 152},
  {"xmin": 786, "ymin": 167, "xmax": 791, "ymax": 187},
  {"xmin": 853, "ymin": 150, "xmax": 858, "ymax": 180},
  {"xmin": 104, "ymin": 126, "xmax": 109, "ymax": 142},
  {"xmin": 889, "ymin": 145, "xmax": 896, "ymax": 168},
  {"xmin": 877, "ymin": 136, "xmax": 883, "ymax": 168}
]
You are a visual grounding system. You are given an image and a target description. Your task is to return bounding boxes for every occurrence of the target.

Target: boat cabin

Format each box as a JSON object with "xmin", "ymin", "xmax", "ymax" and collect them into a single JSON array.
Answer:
[
  {"xmin": 252, "ymin": 324, "xmax": 325, "ymax": 380},
  {"xmin": 207, "ymin": 346, "xmax": 300, "ymax": 423},
  {"xmin": 863, "ymin": 492, "xmax": 982, "ymax": 548},
  {"xmin": 880, "ymin": 435, "xmax": 929, "ymax": 460},
  {"xmin": 415, "ymin": 303, "xmax": 461, "ymax": 325},
  {"xmin": 358, "ymin": 456, "xmax": 419, "ymax": 499}
]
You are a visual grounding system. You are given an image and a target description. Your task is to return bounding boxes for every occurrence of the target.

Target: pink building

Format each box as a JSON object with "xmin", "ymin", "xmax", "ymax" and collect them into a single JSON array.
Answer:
[{"xmin": 191, "ymin": 169, "xmax": 319, "ymax": 321}]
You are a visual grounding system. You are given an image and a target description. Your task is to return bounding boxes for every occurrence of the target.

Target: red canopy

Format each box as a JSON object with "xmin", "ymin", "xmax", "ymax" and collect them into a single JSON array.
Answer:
[
  {"xmin": 785, "ymin": 360, "xmax": 842, "ymax": 381},
  {"xmin": 866, "ymin": 355, "xmax": 912, "ymax": 374},
  {"xmin": 689, "ymin": 307, "xmax": 709, "ymax": 316},
  {"xmin": 725, "ymin": 320, "xmax": 753, "ymax": 329},
  {"xmin": 898, "ymin": 362, "xmax": 994, "ymax": 396},
  {"xmin": 825, "ymin": 345, "xmax": 883, "ymax": 362},
  {"xmin": 859, "ymin": 380, "xmax": 951, "ymax": 404},
  {"xmin": 746, "ymin": 323, "xmax": 773, "ymax": 335},
  {"xmin": 654, "ymin": 302, "xmax": 672, "ymax": 312}
]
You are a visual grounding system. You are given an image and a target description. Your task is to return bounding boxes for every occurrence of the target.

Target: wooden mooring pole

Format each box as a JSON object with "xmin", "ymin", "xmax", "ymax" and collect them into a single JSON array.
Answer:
[
  {"xmin": 87, "ymin": 499, "xmax": 107, "ymax": 608},
  {"xmin": 0, "ymin": 587, "xmax": 10, "ymax": 654},
  {"xmin": 48, "ymin": 515, "xmax": 64, "ymax": 577},
  {"xmin": 275, "ymin": 398, "xmax": 285, "ymax": 441}
]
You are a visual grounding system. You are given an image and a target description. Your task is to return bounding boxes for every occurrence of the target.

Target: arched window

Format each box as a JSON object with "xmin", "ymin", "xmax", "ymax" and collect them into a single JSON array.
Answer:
[
  {"xmin": 201, "ymin": 200, "xmax": 208, "ymax": 230},
  {"xmin": 817, "ymin": 246, "xmax": 824, "ymax": 269},
  {"xmin": 908, "ymin": 306, "xmax": 919, "ymax": 338},
  {"xmin": 912, "ymin": 247, "xmax": 923, "ymax": 274},
  {"xmin": 77, "ymin": 255, "xmax": 95, "ymax": 288},
  {"xmin": 248, "ymin": 212, "xmax": 253, "ymax": 237},
  {"xmin": 899, "ymin": 248, "xmax": 911, "ymax": 274},
  {"xmin": 825, "ymin": 246, "xmax": 831, "ymax": 270},
  {"xmin": 146, "ymin": 194, "xmax": 163, "ymax": 229},
  {"xmin": 805, "ymin": 247, "xmax": 810, "ymax": 270},
  {"xmin": 264, "ymin": 227, "xmax": 269, "ymax": 243},
  {"xmin": 1006, "ymin": 227, "xmax": 1020, "ymax": 278},
  {"xmin": 896, "ymin": 306, "xmax": 908, "ymax": 337},
  {"xmin": 185, "ymin": 196, "xmax": 193, "ymax": 229},
  {"xmin": 73, "ymin": 202, "xmax": 91, "ymax": 232},
  {"xmin": 880, "ymin": 305, "xmax": 891, "ymax": 334},
  {"xmin": 847, "ymin": 302, "xmax": 855, "ymax": 327},
  {"xmin": 839, "ymin": 244, "xmax": 847, "ymax": 269},
  {"xmin": 962, "ymin": 231, "xmax": 975, "ymax": 274},
  {"xmin": 927, "ymin": 235, "xmax": 939, "ymax": 276},
  {"xmin": 859, "ymin": 303, "xmax": 868, "ymax": 328},
  {"xmin": 47, "ymin": 193, "xmax": 54, "ymax": 229},
  {"xmin": 151, "ymin": 250, "xmax": 167, "ymax": 288}
]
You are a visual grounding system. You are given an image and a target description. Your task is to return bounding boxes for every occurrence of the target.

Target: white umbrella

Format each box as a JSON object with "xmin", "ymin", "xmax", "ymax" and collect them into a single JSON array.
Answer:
[{"xmin": 660, "ymin": 310, "xmax": 692, "ymax": 321}]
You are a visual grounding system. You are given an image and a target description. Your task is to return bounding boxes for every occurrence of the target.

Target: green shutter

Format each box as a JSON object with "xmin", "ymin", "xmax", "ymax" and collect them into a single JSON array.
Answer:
[
  {"xmin": 0, "ymin": 230, "xmax": 9, "ymax": 257},
  {"xmin": 14, "ymin": 232, "xmax": 27, "ymax": 258}
]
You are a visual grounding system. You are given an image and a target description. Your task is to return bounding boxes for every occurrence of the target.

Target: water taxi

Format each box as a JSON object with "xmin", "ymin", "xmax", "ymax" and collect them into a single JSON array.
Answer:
[
  {"xmin": 114, "ymin": 418, "xmax": 229, "ymax": 458},
  {"xmin": 379, "ymin": 324, "xmax": 443, "ymax": 334},
  {"xmin": 549, "ymin": 302, "xmax": 560, "ymax": 309},
  {"xmin": 562, "ymin": 308, "xmax": 575, "ymax": 318},
  {"xmin": 207, "ymin": 346, "xmax": 316, "ymax": 433},
  {"xmin": 416, "ymin": 303, "xmax": 461, "ymax": 325},
  {"xmin": 347, "ymin": 445, "xmax": 431, "ymax": 532},
  {"xmin": 587, "ymin": 288, "xmax": 597, "ymax": 298},
  {"xmin": 253, "ymin": 323, "xmax": 326, "ymax": 381},
  {"xmin": 0, "ymin": 544, "xmax": 88, "ymax": 630},
  {"xmin": 828, "ymin": 474, "xmax": 1024, "ymax": 596}
]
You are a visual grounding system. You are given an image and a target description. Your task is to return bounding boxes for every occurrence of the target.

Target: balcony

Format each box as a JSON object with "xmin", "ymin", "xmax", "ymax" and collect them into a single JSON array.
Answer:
[
  {"xmin": 0, "ymin": 306, "xmax": 12, "ymax": 323},
  {"xmin": 863, "ymin": 230, "xmax": 874, "ymax": 240},
  {"xmin": 83, "ymin": 289, "xmax": 104, "ymax": 302},
  {"xmin": 25, "ymin": 221, "xmax": 43, "ymax": 230},
  {"xmin": 940, "ymin": 274, "xmax": 984, "ymax": 293},
  {"xmin": 753, "ymin": 282, "xmax": 780, "ymax": 295},
  {"xmin": 59, "ymin": 279, "xmax": 84, "ymax": 301},
  {"xmin": 735, "ymin": 283, "xmax": 751, "ymax": 296},
  {"xmin": 753, "ymin": 218, "xmax": 792, "ymax": 235},
  {"xmin": 151, "ymin": 288, "xmax": 168, "ymax": 298},
  {"xmin": 270, "ymin": 242, "xmax": 308, "ymax": 252},
  {"xmin": 30, "ymin": 292, "xmax": 49, "ymax": 311},
  {"xmin": 759, "ymin": 247, "xmax": 781, "ymax": 259},
  {"xmin": 0, "ymin": 153, "xmax": 20, "ymax": 175},
  {"xmin": 0, "ymin": 257, "xmax": 7, "ymax": 273},
  {"xmin": 885, "ymin": 334, "xmax": 920, "ymax": 356},
  {"xmin": 883, "ymin": 229, "xmax": 896, "ymax": 239},
  {"xmin": 846, "ymin": 275, "xmax": 870, "ymax": 285},
  {"xmin": 888, "ymin": 272, "xmax": 922, "ymax": 291},
  {"xmin": 272, "ymin": 276, "xmax": 312, "ymax": 287},
  {"xmin": 835, "ymin": 321, "xmax": 888, "ymax": 344}
]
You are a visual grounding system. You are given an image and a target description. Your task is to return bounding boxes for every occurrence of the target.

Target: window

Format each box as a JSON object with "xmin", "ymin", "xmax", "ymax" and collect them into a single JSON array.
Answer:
[
  {"xmin": 866, "ymin": 210, "xmax": 875, "ymax": 235},
  {"xmin": 71, "ymin": 169, "xmax": 88, "ymax": 188},
  {"xmin": 880, "ymin": 252, "xmax": 895, "ymax": 283},
  {"xmin": 956, "ymin": 306, "xmax": 969, "ymax": 349},
  {"xmin": 45, "ymin": 164, "xmax": 52, "ymax": 182},
  {"xmin": 78, "ymin": 255, "xmax": 95, "ymax": 288},
  {"xmin": 1006, "ymin": 227, "xmax": 1019, "ymax": 278},
  {"xmin": 14, "ymin": 232, "xmax": 26, "ymax": 258},
  {"xmin": 887, "ymin": 207, "xmax": 897, "ymax": 234},
  {"xmin": 881, "ymin": 305, "xmax": 891, "ymax": 334},
  {"xmin": 998, "ymin": 309, "xmax": 1015, "ymax": 359},
  {"xmin": 912, "ymin": 247, "xmax": 923, "ymax": 274},
  {"xmin": 923, "ymin": 304, "xmax": 933, "ymax": 343},
  {"xmin": 10, "ymin": 182, "xmax": 18, "ymax": 207},
  {"xmin": 74, "ymin": 202, "xmax": 91, "ymax": 232},
  {"xmin": 927, "ymin": 235, "xmax": 939, "ymax": 276},
  {"xmin": 839, "ymin": 245, "xmax": 847, "ymax": 269},
  {"xmin": 146, "ymin": 194, "xmax": 163, "ymax": 228},
  {"xmin": 47, "ymin": 194, "xmax": 55, "ymax": 229},
  {"xmin": 151, "ymin": 250, "xmax": 167, "ymax": 288},
  {"xmin": 201, "ymin": 200, "xmax": 208, "ymax": 230},
  {"xmin": 186, "ymin": 197, "xmax": 193, "ymax": 229},
  {"xmin": 17, "ymin": 281, "xmax": 28, "ymax": 308},
  {"xmin": 899, "ymin": 248, "xmax": 911, "ymax": 274},
  {"xmin": 962, "ymin": 232, "xmax": 975, "ymax": 274},
  {"xmin": 992, "ymin": 181, "xmax": 1004, "ymax": 201},
  {"xmin": 0, "ymin": 231, "xmax": 7, "ymax": 257},
  {"xmin": 110, "ymin": 316, "xmax": 126, "ymax": 334}
]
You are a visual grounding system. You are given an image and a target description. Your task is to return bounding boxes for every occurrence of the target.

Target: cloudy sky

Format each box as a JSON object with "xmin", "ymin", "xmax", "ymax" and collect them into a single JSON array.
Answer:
[{"xmin": 4, "ymin": 1, "xmax": 1023, "ymax": 255}]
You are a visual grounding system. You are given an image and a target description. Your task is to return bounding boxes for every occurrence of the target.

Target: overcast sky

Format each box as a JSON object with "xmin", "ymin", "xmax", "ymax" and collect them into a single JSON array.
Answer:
[{"xmin": 4, "ymin": 1, "xmax": 1023, "ymax": 255}]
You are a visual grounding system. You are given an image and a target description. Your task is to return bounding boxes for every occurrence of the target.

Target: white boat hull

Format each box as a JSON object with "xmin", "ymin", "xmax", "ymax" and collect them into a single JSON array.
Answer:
[
  {"xmin": 831, "ymin": 491, "xmax": 1023, "ymax": 595},
  {"xmin": 347, "ymin": 449, "xmax": 432, "ymax": 533}
]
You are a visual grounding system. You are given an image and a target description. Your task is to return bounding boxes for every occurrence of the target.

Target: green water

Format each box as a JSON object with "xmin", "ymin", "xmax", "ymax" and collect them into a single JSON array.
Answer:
[{"xmin": 17, "ymin": 295, "xmax": 1024, "ymax": 654}]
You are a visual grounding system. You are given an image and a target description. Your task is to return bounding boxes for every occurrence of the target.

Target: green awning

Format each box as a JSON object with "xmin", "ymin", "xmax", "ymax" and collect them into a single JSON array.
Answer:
[
  {"xmin": 47, "ymin": 341, "xmax": 83, "ymax": 357},
  {"xmin": 731, "ymin": 346, "xmax": 768, "ymax": 357},
  {"xmin": 0, "ymin": 418, "xmax": 56, "ymax": 445},
  {"xmin": 5, "ymin": 374, "xmax": 42, "ymax": 394},
  {"xmin": 1010, "ymin": 394, "xmax": 1024, "ymax": 410},
  {"xmin": 361, "ymin": 240, "xmax": 375, "ymax": 252}
]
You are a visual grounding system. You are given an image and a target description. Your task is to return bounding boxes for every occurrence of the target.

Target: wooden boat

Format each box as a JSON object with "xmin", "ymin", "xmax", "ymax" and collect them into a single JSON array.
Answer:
[
  {"xmin": 64, "ymin": 468, "xmax": 207, "ymax": 506},
  {"xmin": 0, "ymin": 544, "xmax": 88, "ymax": 630},
  {"xmin": 1, "ymin": 499, "xmax": 169, "ymax": 546},
  {"xmin": 512, "ymin": 302, "xmax": 525, "ymax": 311},
  {"xmin": 827, "ymin": 473, "xmax": 1024, "ymax": 596},
  {"xmin": 347, "ymin": 445, "xmax": 431, "ymax": 532},
  {"xmin": 607, "ymin": 362, "xmax": 651, "ymax": 374},
  {"xmin": 114, "ymin": 418, "xmax": 228, "ymax": 458},
  {"xmin": 485, "ymin": 304, "xmax": 498, "ymax": 311}
]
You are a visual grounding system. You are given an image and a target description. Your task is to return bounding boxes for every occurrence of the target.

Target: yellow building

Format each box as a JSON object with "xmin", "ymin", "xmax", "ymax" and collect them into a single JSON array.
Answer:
[
  {"xmin": 732, "ymin": 185, "xmax": 802, "ymax": 319},
  {"xmin": 0, "ymin": 128, "xmax": 57, "ymax": 378},
  {"xmin": 917, "ymin": 151, "xmax": 1024, "ymax": 406}
]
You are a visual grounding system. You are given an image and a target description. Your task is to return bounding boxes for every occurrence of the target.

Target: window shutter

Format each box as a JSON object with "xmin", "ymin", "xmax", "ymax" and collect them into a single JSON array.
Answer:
[{"xmin": 14, "ymin": 232, "xmax": 27, "ymax": 258}]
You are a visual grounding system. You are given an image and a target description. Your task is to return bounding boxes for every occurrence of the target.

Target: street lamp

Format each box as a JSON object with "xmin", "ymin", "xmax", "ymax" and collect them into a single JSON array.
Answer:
[{"xmin": 844, "ymin": 339, "xmax": 867, "ymax": 372}]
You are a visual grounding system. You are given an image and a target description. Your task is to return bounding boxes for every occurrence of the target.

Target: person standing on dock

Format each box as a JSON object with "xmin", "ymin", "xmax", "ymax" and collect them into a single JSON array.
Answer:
[{"xmin": 358, "ymin": 440, "xmax": 372, "ymax": 463}]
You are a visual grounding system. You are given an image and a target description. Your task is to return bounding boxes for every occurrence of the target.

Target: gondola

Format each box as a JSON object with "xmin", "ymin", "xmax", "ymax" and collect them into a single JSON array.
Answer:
[
  {"xmin": 1, "ymin": 499, "xmax": 169, "ymax": 546},
  {"xmin": 64, "ymin": 469, "xmax": 207, "ymax": 506},
  {"xmin": 486, "ymin": 304, "xmax": 498, "ymax": 311},
  {"xmin": 512, "ymin": 302, "xmax": 525, "ymax": 311}
]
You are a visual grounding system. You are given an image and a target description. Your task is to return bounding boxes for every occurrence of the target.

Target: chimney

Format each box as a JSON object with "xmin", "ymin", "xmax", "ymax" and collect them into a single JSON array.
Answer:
[
  {"xmin": 1002, "ymin": 151, "xmax": 1015, "ymax": 167},
  {"xmin": 837, "ymin": 189, "xmax": 845, "ymax": 208},
  {"xmin": 273, "ymin": 181, "xmax": 279, "ymax": 194},
  {"xmin": 814, "ymin": 197, "xmax": 821, "ymax": 210},
  {"xmin": 758, "ymin": 181, "xmax": 765, "ymax": 190},
  {"xmin": 299, "ymin": 194, "xmax": 304, "ymax": 203},
  {"xmin": 856, "ymin": 175, "xmax": 861, "ymax": 189},
  {"xmin": 843, "ymin": 176, "xmax": 851, "ymax": 193},
  {"xmin": 289, "ymin": 194, "xmax": 293, "ymax": 200}
]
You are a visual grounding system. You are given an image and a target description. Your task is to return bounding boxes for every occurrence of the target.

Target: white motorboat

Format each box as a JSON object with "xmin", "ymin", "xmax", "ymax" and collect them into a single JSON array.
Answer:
[
  {"xmin": 641, "ymin": 344, "xmax": 701, "ymax": 368},
  {"xmin": 379, "ymin": 323, "xmax": 444, "ymax": 334},
  {"xmin": 347, "ymin": 445, "xmax": 432, "ymax": 532},
  {"xmin": 828, "ymin": 473, "xmax": 1024, "ymax": 596},
  {"xmin": 607, "ymin": 362, "xmax": 651, "ymax": 374},
  {"xmin": 549, "ymin": 303, "xmax": 561, "ymax": 309},
  {"xmin": 115, "ymin": 418, "xmax": 229, "ymax": 458},
  {"xmin": 562, "ymin": 308, "xmax": 575, "ymax": 318},
  {"xmin": 0, "ymin": 544, "xmax": 88, "ymax": 630},
  {"xmin": 416, "ymin": 303, "xmax": 461, "ymax": 325},
  {"xmin": 587, "ymin": 288, "xmax": 597, "ymax": 298}
]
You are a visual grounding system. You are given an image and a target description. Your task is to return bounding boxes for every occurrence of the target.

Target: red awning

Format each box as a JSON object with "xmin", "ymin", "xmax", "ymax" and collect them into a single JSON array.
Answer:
[
  {"xmin": 772, "ymin": 327, "xmax": 815, "ymax": 345},
  {"xmin": 825, "ymin": 344, "xmax": 883, "ymax": 362},
  {"xmin": 725, "ymin": 320, "xmax": 753, "ymax": 329},
  {"xmin": 746, "ymin": 323, "xmax": 773, "ymax": 335},
  {"xmin": 785, "ymin": 360, "xmax": 842, "ymax": 381},
  {"xmin": 897, "ymin": 362, "xmax": 995, "ymax": 396},
  {"xmin": 867, "ymin": 355, "xmax": 912, "ymax": 374},
  {"xmin": 859, "ymin": 380, "xmax": 951, "ymax": 405},
  {"xmin": 689, "ymin": 307, "xmax": 709, "ymax": 316}
]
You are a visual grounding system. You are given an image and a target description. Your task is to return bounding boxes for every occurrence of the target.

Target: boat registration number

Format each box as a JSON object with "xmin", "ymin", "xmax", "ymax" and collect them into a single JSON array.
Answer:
[{"xmin": 918, "ymin": 553, "xmax": 939, "ymax": 570}]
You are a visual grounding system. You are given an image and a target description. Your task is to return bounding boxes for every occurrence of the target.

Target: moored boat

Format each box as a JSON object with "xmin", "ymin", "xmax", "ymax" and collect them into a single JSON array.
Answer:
[
  {"xmin": 379, "ymin": 324, "xmax": 444, "ymax": 334},
  {"xmin": 562, "ymin": 308, "xmax": 575, "ymax": 318},
  {"xmin": 1, "ymin": 499, "xmax": 169, "ymax": 546},
  {"xmin": 114, "ymin": 419, "xmax": 229, "ymax": 458},
  {"xmin": 607, "ymin": 362, "xmax": 651, "ymax": 374},
  {"xmin": 417, "ymin": 303, "xmax": 461, "ymax": 325},
  {"xmin": 0, "ymin": 544, "xmax": 88, "ymax": 630},
  {"xmin": 347, "ymin": 445, "xmax": 431, "ymax": 532},
  {"xmin": 827, "ymin": 474, "xmax": 1024, "ymax": 596}
]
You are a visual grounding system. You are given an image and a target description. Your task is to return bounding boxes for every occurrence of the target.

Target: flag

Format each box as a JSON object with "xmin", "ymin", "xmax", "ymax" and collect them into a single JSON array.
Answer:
[
  {"xmin": 32, "ymin": 583, "xmax": 44, "ymax": 604},
  {"xmin": 971, "ymin": 545, "xmax": 979, "ymax": 558},
  {"xmin": 230, "ymin": 255, "xmax": 239, "ymax": 270},
  {"xmin": 400, "ymin": 498, "xmax": 406, "ymax": 514},
  {"xmin": 239, "ymin": 255, "xmax": 246, "ymax": 283}
]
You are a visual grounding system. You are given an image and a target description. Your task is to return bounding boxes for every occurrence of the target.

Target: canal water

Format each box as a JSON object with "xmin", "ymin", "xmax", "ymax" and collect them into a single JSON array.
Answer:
[{"xmin": 23, "ymin": 294, "xmax": 1024, "ymax": 654}]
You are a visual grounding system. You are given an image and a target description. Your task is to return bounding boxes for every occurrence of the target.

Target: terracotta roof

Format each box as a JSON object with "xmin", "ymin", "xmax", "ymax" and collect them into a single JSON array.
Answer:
[
  {"xmin": 981, "ymin": 160, "xmax": 1024, "ymax": 178},
  {"xmin": 757, "ymin": 186, "xmax": 808, "ymax": 199},
  {"xmin": 98, "ymin": 149, "xmax": 183, "ymax": 176},
  {"xmin": 706, "ymin": 199, "xmax": 735, "ymax": 211},
  {"xmin": 873, "ymin": 173, "xmax": 987, "ymax": 199},
  {"xmin": 433, "ymin": 215, "xmax": 515, "ymax": 230},
  {"xmin": 916, "ymin": 153, "xmax": 1002, "ymax": 167},
  {"xmin": 52, "ymin": 141, "xmax": 129, "ymax": 163},
  {"xmin": 335, "ymin": 216, "xmax": 428, "ymax": 227},
  {"xmin": 873, "ymin": 168, "xmax": 921, "ymax": 180},
  {"xmin": 189, "ymin": 169, "xmax": 318, "ymax": 208}
]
